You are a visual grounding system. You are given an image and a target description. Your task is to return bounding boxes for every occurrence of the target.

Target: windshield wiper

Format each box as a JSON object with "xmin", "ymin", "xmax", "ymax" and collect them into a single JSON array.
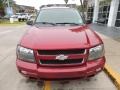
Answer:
[
  {"xmin": 55, "ymin": 22, "xmax": 81, "ymax": 25},
  {"xmin": 35, "ymin": 22, "xmax": 56, "ymax": 25}
]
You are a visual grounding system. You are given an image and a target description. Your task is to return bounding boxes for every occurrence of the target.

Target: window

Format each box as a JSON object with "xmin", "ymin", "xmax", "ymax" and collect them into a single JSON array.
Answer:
[
  {"xmin": 87, "ymin": 7, "xmax": 94, "ymax": 23},
  {"xmin": 115, "ymin": 3, "xmax": 120, "ymax": 27},
  {"xmin": 98, "ymin": 1, "xmax": 111, "ymax": 24},
  {"xmin": 117, "ymin": 12, "xmax": 120, "ymax": 19},
  {"xmin": 35, "ymin": 8, "xmax": 83, "ymax": 24}
]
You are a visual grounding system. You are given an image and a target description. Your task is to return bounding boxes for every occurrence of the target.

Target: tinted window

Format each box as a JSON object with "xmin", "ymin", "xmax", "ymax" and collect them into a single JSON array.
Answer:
[
  {"xmin": 115, "ymin": 20, "xmax": 120, "ymax": 27},
  {"xmin": 118, "ymin": 4, "xmax": 120, "ymax": 11},
  {"xmin": 117, "ymin": 12, "xmax": 120, "ymax": 19}
]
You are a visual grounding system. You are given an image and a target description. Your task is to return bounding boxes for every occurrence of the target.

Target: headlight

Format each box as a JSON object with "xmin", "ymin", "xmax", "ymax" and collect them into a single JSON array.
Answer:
[
  {"xmin": 16, "ymin": 46, "xmax": 35, "ymax": 63},
  {"xmin": 88, "ymin": 44, "xmax": 104, "ymax": 61}
]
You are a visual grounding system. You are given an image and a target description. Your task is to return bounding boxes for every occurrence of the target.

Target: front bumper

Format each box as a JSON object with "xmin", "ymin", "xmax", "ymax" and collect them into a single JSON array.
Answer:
[{"xmin": 16, "ymin": 57, "xmax": 105, "ymax": 79}]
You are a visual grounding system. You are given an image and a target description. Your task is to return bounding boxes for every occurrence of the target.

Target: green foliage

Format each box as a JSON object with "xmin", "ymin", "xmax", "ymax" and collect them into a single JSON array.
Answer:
[
  {"xmin": 106, "ymin": 0, "xmax": 112, "ymax": 3},
  {"xmin": 9, "ymin": 0, "xmax": 15, "ymax": 7},
  {"xmin": 0, "ymin": 0, "xmax": 4, "ymax": 9},
  {"xmin": 99, "ymin": 0, "xmax": 112, "ymax": 6},
  {"xmin": 0, "ymin": 0, "xmax": 5, "ymax": 16},
  {"xmin": 77, "ymin": 5, "xmax": 87, "ymax": 12},
  {"xmin": 77, "ymin": 6, "xmax": 82, "ymax": 11},
  {"xmin": 2, "ymin": 0, "xmax": 15, "ymax": 7}
]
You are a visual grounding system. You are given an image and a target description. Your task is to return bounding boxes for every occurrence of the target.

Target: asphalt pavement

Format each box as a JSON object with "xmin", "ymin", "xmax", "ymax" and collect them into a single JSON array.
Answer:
[{"xmin": 0, "ymin": 25, "xmax": 117, "ymax": 90}]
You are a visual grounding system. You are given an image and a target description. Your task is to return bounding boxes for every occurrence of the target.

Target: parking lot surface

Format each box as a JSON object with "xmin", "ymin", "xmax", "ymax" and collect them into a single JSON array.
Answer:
[
  {"xmin": 90, "ymin": 24, "xmax": 120, "ymax": 73},
  {"xmin": 0, "ymin": 25, "xmax": 117, "ymax": 90}
]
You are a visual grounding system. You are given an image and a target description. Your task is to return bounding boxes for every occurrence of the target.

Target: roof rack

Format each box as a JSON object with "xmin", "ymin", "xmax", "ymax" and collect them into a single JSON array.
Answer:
[{"xmin": 40, "ymin": 4, "xmax": 76, "ymax": 9}]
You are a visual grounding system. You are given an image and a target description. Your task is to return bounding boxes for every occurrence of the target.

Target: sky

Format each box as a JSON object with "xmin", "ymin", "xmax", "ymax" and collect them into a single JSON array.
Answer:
[{"xmin": 15, "ymin": 0, "xmax": 81, "ymax": 10}]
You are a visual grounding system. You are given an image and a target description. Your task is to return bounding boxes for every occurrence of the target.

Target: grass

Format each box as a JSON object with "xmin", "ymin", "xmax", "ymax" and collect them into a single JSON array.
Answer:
[{"xmin": 0, "ymin": 21, "xmax": 26, "ymax": 26}]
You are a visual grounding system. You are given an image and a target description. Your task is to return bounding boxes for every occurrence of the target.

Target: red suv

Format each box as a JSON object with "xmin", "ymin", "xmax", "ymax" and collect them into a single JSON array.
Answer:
[{"xmin": 16, "ymin": 5, "xmax": 105, "ymax": 79}]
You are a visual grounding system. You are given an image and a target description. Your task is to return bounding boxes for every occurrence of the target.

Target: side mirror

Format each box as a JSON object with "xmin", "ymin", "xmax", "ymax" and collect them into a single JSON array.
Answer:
[
  {"xmin": 86, "ymin": 20, "xmax": 92, "ymax": 24},
  {"xmin": 26, "ymin": 20, "xmax": 33, "ymax": 25}
]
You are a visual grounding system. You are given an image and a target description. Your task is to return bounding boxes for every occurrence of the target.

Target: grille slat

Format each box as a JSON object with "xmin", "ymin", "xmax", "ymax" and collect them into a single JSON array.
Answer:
[
  {"xmin": 38, "ymin": 49, "xmax": 85, "ymax": 55},
  {"xmin": 40, "ymin": 59, "xmax": 83, "ymax": 65}
]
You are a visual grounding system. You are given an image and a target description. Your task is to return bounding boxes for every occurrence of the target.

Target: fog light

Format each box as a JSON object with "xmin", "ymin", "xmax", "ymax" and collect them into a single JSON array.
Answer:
[
  {"xmin": 21, "ymin": 70, "xmax": 27, "ymax": 75},
  {"xmin": 96, "ymin": 68, "xmax": 102, "ymax": 72}
]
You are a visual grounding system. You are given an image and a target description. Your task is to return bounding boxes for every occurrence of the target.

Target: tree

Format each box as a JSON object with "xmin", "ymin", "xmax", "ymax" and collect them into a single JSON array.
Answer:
[
  {"xmin": 0, "ymin": 0, "xmax": 4, "ymax": 9},
  {"xmin": 99, "ymin": 0, "xmax": 112, "ymax": 6},
  {"xmin": 0, "ymin": 0, "xmax": 5, "ymax": 16},
  {"xmin": 79, "ymin": 0, "xmax": 86, "ymax": 22},
  {"xmin": 2, "ymin": 0, "xmax": 15, "ymax": 7},
  {"xmin": 64, "ymin": 0, "xmax": 68, "ymax": 4}
]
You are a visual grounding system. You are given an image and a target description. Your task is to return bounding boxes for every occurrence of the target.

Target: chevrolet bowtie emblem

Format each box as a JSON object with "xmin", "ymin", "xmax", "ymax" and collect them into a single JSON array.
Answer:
[{"xmin": 56, "ymin": 54, "xmax": 68, "ymax": 60}]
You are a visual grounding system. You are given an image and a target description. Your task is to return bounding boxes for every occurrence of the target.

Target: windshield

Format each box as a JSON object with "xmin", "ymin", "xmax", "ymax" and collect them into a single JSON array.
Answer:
[{"xmin": 35, "ymin": 8, "xmax": 84, "ymax": 25}]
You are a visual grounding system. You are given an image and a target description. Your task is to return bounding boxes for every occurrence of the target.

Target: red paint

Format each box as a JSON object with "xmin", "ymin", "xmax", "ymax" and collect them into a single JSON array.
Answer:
[
  {"xmin": 20, "ymin": 25, "xmax": 102, "ymax": 49},
  {"xmin": 16, "ymin": 24, "xmax": 105, "ymax": 79},
  {"xmin": 16, "ymin": 57, "xmax": 105, "ymax": 79}
]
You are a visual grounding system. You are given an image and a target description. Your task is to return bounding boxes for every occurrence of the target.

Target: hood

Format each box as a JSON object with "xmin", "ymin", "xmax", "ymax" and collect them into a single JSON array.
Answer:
[{"xmin": 20, "ymin": 25, "xmax": 102, "ymax": 50}]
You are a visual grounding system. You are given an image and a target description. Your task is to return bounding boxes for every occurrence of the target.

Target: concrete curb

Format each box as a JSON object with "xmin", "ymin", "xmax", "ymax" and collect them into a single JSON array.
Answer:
[{"xmin": 104, "ymin": 64, "xmax": 120, "ymax": 90}]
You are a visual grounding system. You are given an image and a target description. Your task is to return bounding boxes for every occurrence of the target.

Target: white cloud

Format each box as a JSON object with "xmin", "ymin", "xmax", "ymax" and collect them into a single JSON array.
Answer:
[
  {"xmin": 68, "ymin": 0, "xmax": 81, "ymax": 5},
  {"xmin": 15, "ymin": 0, "xmax": 65, "ymax": 9},
  {"xmin": 14, "ymin": 0, "xmax": 82, "ymax": 9}
]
